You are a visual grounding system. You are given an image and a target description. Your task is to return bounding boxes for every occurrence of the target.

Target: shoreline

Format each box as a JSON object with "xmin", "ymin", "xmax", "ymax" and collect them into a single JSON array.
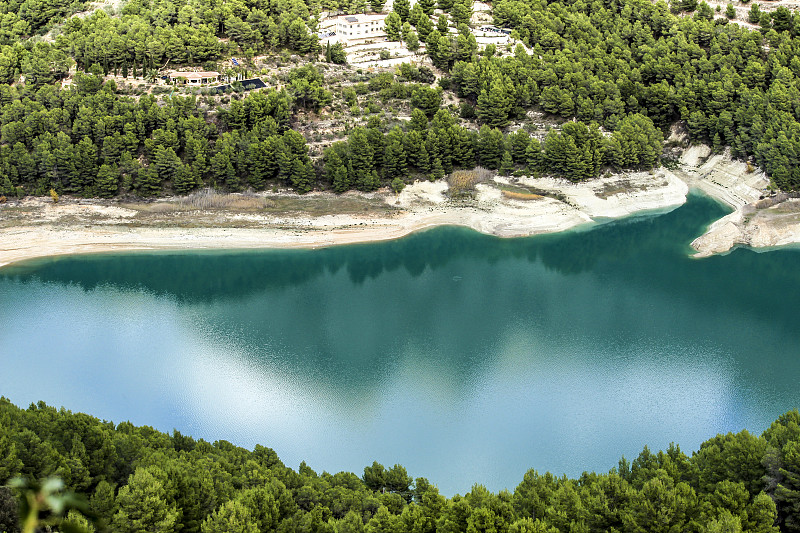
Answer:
[
  {"xmin": 0, "ymin": 168, "xmax": 687, "ymax": 269},
  {"xmin": 2, "ymin": 149, "xmax": 798, "ymax": 268}
]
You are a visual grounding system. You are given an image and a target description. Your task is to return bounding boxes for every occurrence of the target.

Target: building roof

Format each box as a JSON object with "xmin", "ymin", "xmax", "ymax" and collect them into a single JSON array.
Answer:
[
  {"xmin": 168, "ymin": 71, "xmax": 220, "ymax": 79},
  {"xmin": 336, "ymin": 13, "xmax": 386, "ymax": 24}
]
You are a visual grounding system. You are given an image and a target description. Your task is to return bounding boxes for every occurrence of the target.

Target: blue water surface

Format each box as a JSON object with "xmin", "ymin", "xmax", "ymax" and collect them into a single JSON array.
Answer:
[{"xmin": 1, "ymin": 193, "xmax": 799, "ymax": 495}]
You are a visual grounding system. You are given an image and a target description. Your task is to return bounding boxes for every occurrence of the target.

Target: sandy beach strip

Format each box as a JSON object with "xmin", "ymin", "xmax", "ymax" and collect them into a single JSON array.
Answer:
[{"xmin": 5, "ymin": 161, "xmax": 768, "ymax": 269}]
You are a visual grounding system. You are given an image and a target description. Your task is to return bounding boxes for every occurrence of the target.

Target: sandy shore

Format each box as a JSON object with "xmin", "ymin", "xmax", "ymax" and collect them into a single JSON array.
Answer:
[
  {"xmin": 2, "ymin": 150, "xmax": 798, "ymax": 268},
  {"xmin": 0, "ymin": 169, "xmax": 690, "ymax": 268}
]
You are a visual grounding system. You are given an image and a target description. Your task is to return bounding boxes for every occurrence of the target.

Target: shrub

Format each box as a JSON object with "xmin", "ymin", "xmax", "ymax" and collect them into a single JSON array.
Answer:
[{"xmin": 447, "ymin": 168, "xmax": 490, "ymax": 197}]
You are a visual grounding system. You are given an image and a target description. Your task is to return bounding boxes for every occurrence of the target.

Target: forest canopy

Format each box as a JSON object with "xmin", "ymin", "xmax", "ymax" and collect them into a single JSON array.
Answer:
[
  {"xmin": 1, "ymin": 398, "xmax": 799, "ymax": 532},
  {"xmin": 3, "ymin": 0, "xmax": 800, "ymax": 198}
]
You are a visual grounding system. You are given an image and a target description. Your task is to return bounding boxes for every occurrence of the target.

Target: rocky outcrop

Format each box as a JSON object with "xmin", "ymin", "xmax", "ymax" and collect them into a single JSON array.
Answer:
[{"xmin": 674, "ymin": 146, "xmax": 800, "ymax": 257}]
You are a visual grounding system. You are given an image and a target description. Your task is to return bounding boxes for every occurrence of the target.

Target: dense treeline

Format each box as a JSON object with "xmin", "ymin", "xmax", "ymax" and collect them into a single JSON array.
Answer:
[
  {"xmin": 0, "ymin": 65, "xmax": 663, "ymax": 198},
  {"xmin": 0, "ymin": 0, "xmax": 320, "ymax": 82},
  {"xmin": 58, "ymin": 0, "xmax": 320, "ymax": 72},
  {"xmin": 1, "ymin": 398, "xmax": 800, "ymax": 532},
  {"xmin": 0, "ymin": 71, "xmax": 324, "ymax": 197},
  {"xmin": 0, "ymin": 0, "xmax": 324, "ymax": 88},
  {"xmin": 323, "ymin": 109, "xmax": 663, "ymax": 190},
  {"xmin": 0, "ymin": 0, "xmax": 86, "ymax": 40},
  {"xmin": 431, "ymin": 0, "xmax": 800, "ymax": 189},
  {"xmin": 8, "ymin": 0, "xmax": 800, "ymax": 194}
]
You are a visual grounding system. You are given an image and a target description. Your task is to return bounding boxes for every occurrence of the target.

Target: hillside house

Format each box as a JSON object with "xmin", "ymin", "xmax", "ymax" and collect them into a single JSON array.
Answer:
[
  {"xmin": 167, "ymin": 71, "xmax": 221, "ymax": 85},
  {"xmin": 333, "ymin": 14, "xmax": 387, "ymax": 44}
]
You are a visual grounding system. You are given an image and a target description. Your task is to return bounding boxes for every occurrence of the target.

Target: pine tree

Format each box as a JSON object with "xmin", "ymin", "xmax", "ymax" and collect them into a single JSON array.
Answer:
[
  {"xmin": 0, "ymin": 176, "xmax": 13, "ymax": 195},
  {"xmin": 406, "ymin": 31, "xmax": 419, "ymax": 51},
  {"xmin": 154, "ymin": 146, "xmax": 183, "ymax": 184},
  {"xmin": 385, "ymin": 12, "xmax": 402, "ymax": 41},
  {"xmin": 437, "ymin": 14, "xmax": 449, "ymax": 34},
  {"xmin": 391, "ymin": 177, "xmax": 405, "ymax": 193},
  {"xmin": 384, "ymin": 140, "xmax": 407, "ymax": 180},
  {"xmin": 113, "ymin": 467, "xmax": 179, "ymax": 533},
  {"xmin": 410, "ymin": 108, "xmax": 428, "ymax": 132},
  {"xmin": 748, "ymin": 3, "xmax": 760, "ymax": 23},
  {"xmin": 66, "ymin": 435, "xmax": 92, "ymax": 492},
  {"xmin": 419, "ymin": 0, "xmax": 435, "ymax": 15},
  {"xmin": 430, "ymin": 157, "xmax": 444, "ymax": 181},
  {"xmin": 499, "ymin": 150, "xmax": 514, "ymax": 176},
  {"xmin": 416, "ymin": 14, "xmax": 433, "ymax": 40},
  {"xmin": 211, "ymin": 152, "xmax": 238, "ymax": 190},
  {"xmin": 173, "ymin": 164, "xmax": 200, "ymax": 194},
  {"xmin": 450, "ymin": 0, "xmax": 471, "ymax": 26},
  {"xmin": 394, "ymin": 0, "xmax": 410, "ymax": 21},
  {"xmin": 201, "ymin": 500, "xmax": 259, "ymax": 533},
  {"xmin": 71, "ymin": 137, "xmax": 99, "ymax": 196},
  {"xmin": 418, "ymin": 144, "xmax": 431, "ymax": 173},
  {"xmin": 526, "ymin": 139, "xmax": 543, "ymax": 175},
  {"xmin": 290, "ymin": 158, "xmax": 315, "ymax": 193},
  {"xmin": 95, "ymin": 164, "xmax": 119, "ymax": 198},
  {"xmin": 0, "ymin": 433, "xmax": 22, "ymax": 482},
  {"xmin": 409, "ymin": 3, "xmax": 424, "ymax": 25},
  {"xmin": 348, "ymin": 128, "xmax": 376, "ymax": 191},
  {"xmin": 136, "ymin": 167, "xmax": 162, "ymax": 196},
  {"xmin": 330, "ymin": 43, "xmax": 347, "ymax": 64},
  {"xmin": 477, "ymin": 80, "xmax": 511, "ymax": 128},
  {"xmin": 326, "ymin": 147, "xmax": 351, "ymax": 193}
]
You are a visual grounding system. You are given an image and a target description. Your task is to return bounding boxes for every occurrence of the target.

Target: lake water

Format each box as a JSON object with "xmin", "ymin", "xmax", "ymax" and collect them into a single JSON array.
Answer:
[{"xmin": 2, "ymin": 193, "xmax": 800, "ymax": 495}]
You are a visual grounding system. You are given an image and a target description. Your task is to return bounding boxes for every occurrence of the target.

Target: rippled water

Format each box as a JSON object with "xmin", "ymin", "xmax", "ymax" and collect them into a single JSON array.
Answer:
[{"xmin": 2, "ymin": 193, "xmax": 800, "ymax": 495}]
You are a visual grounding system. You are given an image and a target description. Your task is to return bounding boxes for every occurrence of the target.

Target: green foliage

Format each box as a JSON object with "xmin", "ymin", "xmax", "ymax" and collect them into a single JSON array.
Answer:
[
  {"xmin": 0, "ymin": 398, "xmax": 793, "ymax": 533},
  {"xmin": 499, "ymin": 150, "xmax": 514, "ymax": 176},
  {"xmin": 386, "ymin": 12, "xmax": 402, "ymax": 41},
  {"xmin": 447, "ymin": 0, "xmax": 800, "ymax": 190},
  {"xmin": 406, "ymin": 31, "xmax": 420, "ymax": 52},
  {"xmin": 393, "ymin": 0, "xmax": 410, "ymax": 22},
  {"xmin": 330, "ymin": 43, "xmax": 347, "ymax": 64},
  {"xmin": 0, "ymin": 486, "xmax": 19, "ymax": 533},
  {"xmin": 113, "ymin": 467, "xmax": 180, "ymax": 533},
  {"xmin": 419, "ymin": 0, "xmax": 435, "ymax": 16},
  {"xmin": 201, "ymin": 500, "xmax": 259, "ymax": 533},
  {"xmin": 0, "ymin": 80, "xmax": 316, "ymax": 198},
  {"xmin": 10, "ymin": 477, "xmax": 96, "ymax": 533},
  {"xmin": 410, "ymin": 86, "xmax": 443, "ymax": 117}
]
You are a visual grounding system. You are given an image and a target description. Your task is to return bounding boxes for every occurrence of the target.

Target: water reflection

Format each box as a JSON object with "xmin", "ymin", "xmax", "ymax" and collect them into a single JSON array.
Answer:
[
  {"xmin": 1, "ymin": 193, "xmax": 800, "ymax": 495},
  {"xmin": 0, "ymin": 194, "xmax": 729, "ymax": 297}
]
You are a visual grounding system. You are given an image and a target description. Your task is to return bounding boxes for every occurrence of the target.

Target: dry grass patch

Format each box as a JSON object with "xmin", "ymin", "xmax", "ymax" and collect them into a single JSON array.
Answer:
[
  {"xmin": 502, "ymin": 190, "xmax": 543, "ymax": 201},
  {"xmin": 132, "ymin": 189, "xmax": 278, "ymax": 213},
  {"xmin": 261, "ymin": 195, "xmax": 396, "ymax": 216},
  {"xmin": 177, "ymin": 189, "xmax": 277, "ymax": 210}
]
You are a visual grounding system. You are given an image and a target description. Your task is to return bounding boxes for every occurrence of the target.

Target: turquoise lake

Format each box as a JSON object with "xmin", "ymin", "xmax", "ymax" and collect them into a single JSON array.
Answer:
[{"xmin": 1, "ymin": 193, "xmax": 800, "ymax": 495}]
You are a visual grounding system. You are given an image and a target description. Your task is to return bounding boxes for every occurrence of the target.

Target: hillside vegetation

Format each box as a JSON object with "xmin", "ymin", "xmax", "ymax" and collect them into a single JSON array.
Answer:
[
  {"xmin": 2, "ymin": 0, "xmax": 800, "ymax": 199},
  {"xmin": 1, "ymin": 398, "xmax": 800, "ymax": 532}
]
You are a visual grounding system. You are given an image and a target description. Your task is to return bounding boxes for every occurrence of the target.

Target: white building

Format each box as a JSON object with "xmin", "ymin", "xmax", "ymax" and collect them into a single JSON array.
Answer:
[
  {"xmin": 167, "ymin": 71, "xmax": 220, "ymax": 85},
  {"xmin": 334, "ymin": 14, "xmax": 387, "ymax": 44}
]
